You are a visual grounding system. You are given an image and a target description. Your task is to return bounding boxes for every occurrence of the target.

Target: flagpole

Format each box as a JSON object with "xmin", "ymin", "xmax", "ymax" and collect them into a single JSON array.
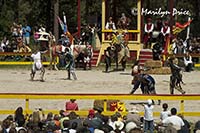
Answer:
[{"xmin": 186, "ymin": 17, "xmax": 191, "ymax": 39}]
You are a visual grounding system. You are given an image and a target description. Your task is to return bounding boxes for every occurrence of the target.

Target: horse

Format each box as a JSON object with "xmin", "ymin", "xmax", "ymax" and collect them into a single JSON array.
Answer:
[
  {"xmin": 49, "ymin": 42, "xmax": 89, "ymax": 70},
  {"xmin": 109, "ymin": 31, "xmax": 130, "ymax": 71},
  {"xmin": 30, "ymin": 51, "xmax": 45, "ymax": 82},
  {"xmin": 168, "ymin": 57, "xmax": 186, "ymax": 94}
]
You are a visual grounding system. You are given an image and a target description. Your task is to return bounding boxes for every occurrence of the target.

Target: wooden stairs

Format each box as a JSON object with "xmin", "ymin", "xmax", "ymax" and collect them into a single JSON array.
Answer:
[
  {"xmin": 91, "ymin": 50, "xmax": 99, "ymax": 67},
  {"xmin": 139, "ymin": 49, "xmax": 153, "ymax": 66}
]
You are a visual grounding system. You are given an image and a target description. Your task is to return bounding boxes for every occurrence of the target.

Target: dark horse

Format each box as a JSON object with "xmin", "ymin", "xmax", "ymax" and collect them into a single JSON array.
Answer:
[{"xmin": 168, "ymin": 57, "xmax": 186, "ymax": 94}]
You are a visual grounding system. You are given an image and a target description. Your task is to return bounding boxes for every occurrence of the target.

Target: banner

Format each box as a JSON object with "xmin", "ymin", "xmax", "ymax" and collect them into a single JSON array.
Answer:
[{"xmin": 173, "ymin": 20, "xmax": 192, "ymax": 34}]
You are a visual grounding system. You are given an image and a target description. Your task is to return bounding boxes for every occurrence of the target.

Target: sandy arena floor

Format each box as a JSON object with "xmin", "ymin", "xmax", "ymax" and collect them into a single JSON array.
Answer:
[{"xmin": 0, "ymin": 68, "xmax": 199, "ymax": 122}]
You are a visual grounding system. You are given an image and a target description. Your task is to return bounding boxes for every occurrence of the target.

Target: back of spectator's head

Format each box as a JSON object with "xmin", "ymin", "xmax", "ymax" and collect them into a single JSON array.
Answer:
[
  {"xmin": 82, "ymin": 120, "xmax": 89, "ymax": 127},
  {"xmin": 18, "ymin": 128, "xmax": 27, "ymax": 133},
  {"xmin": 102, "ymin": 116, "xmax": 109, "ymax": 123},
  {"xmin": 68, "ymin": 111, "xmax": 78, "ymax": 120},
  {"xmin": 53, "ymin": 114, "xmax": 59, "ymax": 121},
  {"xmin": 71, "ymin": 122, "xmax": 78, "ymax": 129},
  {"xmin": 6, "ymin": 115, "xmax": 14, "ymax": 122},
  {"xmin": 2, "ymin": 118, "xmax": 11, "ymax": 129},
  {"xmin": 46, "ymin": 112, "xmax": 53, "ymax": 121},
  {"xmin": 129, "ymin": 128, "xmax": 142, "ymax": 133},
  {"xmin": 162, "ymin": 103, "xmax": 168, "ymax": 110},
  {"xmin": 59, "ymin": 110, "xmax": 65, "ymax": 117},
  {"xmin": 170, "ymin": 108, "xmax": 177, "ymax": 115},
  {"xmin": 63, "ymin": 120, "xmax": 70, "ymax": 128},
  {"xmin": 9, "ymin": 127, "xmax": 17, "ymax": 133},
  {"xmin": 15, "ymin": 107, "xmax": 23, "ymax": 116},
  {"xmin": 110, "ymin": 114, "xmax": 118, "ymax": 122},
  {"xmin": 70, "ymin": 99, "xmax": 76, "ymax": 102},
  {"xmin": 195, "ymin": 120, "xmax": 200, "ymax": 130}
]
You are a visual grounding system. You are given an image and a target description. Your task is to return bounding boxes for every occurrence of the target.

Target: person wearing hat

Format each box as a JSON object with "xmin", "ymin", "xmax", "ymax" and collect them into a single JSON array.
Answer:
[
  {"xmin": 143, "ymin": 17, "xmax": 154, "ymax": 48},
  {"xmin": 125, "ymin": 106, "xmax": 141, "ymax": 127},
  {"xmin": 143, "ymin": 99, "xmax": 154, "ymax": 133}
]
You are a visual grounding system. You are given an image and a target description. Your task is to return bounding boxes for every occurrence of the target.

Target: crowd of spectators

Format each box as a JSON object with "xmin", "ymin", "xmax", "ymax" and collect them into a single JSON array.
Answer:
[{"xmin": 0, "ymin": 99, "xmax": 199, "ymax": 133}]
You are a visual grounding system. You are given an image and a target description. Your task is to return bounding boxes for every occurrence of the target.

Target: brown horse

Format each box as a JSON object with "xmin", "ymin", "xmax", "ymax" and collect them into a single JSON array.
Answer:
[{"xmin": 49, "ymin": 44, "xmax": 87, "ymax": 70}]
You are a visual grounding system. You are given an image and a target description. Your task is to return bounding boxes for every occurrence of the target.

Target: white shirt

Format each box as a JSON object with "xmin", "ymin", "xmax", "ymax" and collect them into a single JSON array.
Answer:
[
  {"xmin": 105, "ymin": 21, "xmax": 116, "ymax": 30},
  {"xmin": 31, "ymin": 51, "xmax": 41, "ymax": 63},
  {"xmin": 161, "ymin": 26, "xmax": 170, "ymax": 36},
  {"xmin": 31, "ymin": 51, "xmax": 42, "ymax": 70},
  {"xmin": 144, "ymin": 23, "xmax": 154, "ymax": 33},
  {"xmin": 160, "ymin": 110, "xmax": 170, "ymax": 120},
  {"xmin": 184, "ymin": 55, "xmax": 193, "ymax": 66},
  {"xmin": 162, "ymin": 115, "xmax": 185, "ymax": 130},
  {"xmin": 144, "ymin": 105, "xmax": 154, "ymax": 121}
]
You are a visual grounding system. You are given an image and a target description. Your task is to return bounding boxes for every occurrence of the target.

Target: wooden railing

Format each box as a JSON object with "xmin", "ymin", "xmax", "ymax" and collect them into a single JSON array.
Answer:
[
  {"xmin": 0, "ymin": 52, "xmax": 58, "ymax": 65},
  {"xmin": 0, "ymin": 93, "xmax": 199, "ymax": 117}
]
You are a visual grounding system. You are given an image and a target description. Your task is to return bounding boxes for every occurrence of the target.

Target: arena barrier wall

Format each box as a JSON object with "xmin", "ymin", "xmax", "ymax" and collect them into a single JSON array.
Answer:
[
  {"xmin": 0, "ymin": 52, "xmax": 58, "ymax": 65},
  {"xmin": 0, "ymin": 93, "xmax": 199, "ymax": 117}
]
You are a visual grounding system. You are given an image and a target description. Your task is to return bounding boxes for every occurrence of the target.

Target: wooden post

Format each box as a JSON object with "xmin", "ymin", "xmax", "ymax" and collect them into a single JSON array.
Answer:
[
  {"xmin": 54, "ymin": 0, "xmax": 59, "ymax": 41},
  {"xmin": 77, "ymin": 0, "xmax": 81, "ymax": 38}
]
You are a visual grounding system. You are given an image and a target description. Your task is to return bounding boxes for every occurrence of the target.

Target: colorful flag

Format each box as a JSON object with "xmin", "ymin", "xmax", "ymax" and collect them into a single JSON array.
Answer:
[{"xmin": 173, "ymin": 20, "xmax": 192, "ymax": 35}]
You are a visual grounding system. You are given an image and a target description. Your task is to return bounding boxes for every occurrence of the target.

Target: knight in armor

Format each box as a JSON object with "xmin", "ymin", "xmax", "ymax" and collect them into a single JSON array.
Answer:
[
  {"xmin": 130, "ymin": 68, "xmax": 160, "ymax": 104},
  {"xmin": 168, "ymin": 57, "xmax": 185, "ymax": 94},
  {"xmin": 143, "ymin": 18, "xmax": 154, "ymax": 49},
  {"xmin": 130, "ymin": 68, "xmax": 156, "ymax": 94}
]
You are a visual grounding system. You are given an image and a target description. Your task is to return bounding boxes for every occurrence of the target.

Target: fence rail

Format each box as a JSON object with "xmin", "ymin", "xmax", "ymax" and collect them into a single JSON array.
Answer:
[{"xmin": 0, "ymin": 93, "xmax": 199, "ymax": 117}]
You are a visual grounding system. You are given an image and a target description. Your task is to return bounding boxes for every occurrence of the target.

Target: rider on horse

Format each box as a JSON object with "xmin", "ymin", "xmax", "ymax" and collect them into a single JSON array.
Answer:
[
  {"xmin": 30, "ymin": 49, "xmax": 46, "ymax": 81},
  {"xmin": 168, "ymin": 57, "xmax": 186, "ymax": 94}
]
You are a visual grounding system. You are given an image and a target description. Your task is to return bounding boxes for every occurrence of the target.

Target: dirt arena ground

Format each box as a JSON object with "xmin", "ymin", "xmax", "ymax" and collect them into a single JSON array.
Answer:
[{"xmin": 0, "ymin": 67, "xmax": 199, "ymax": 122}]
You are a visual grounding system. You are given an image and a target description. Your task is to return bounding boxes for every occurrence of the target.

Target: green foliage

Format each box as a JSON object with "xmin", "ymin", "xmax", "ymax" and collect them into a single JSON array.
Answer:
[{"xmin": 0, "ymin": 0, "xmax": 199, "ymax": 39}]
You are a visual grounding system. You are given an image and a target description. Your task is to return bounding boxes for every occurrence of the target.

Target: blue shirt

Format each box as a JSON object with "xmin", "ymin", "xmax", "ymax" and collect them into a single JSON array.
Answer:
[{"xmin": 22, "ymin": 26, "xmax": 31, "ymax": 37}]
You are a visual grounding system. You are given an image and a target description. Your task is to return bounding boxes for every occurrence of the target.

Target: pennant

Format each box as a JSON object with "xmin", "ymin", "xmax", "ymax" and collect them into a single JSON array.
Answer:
[{"xmin": 173, "ymin": 20, "xmax": 192, "ymax": 35}]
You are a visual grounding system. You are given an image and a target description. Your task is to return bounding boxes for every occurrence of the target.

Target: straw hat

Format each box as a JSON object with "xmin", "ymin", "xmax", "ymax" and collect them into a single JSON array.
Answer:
[{"xmin": 129, "ymin": 106, "xmax": 139, "ymax": 113}]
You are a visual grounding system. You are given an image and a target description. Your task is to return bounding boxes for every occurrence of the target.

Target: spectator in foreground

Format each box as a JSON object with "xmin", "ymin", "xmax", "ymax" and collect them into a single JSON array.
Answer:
[
  {"xmin": 143, "ymin": 99, "xmax": 154, "ymax": 133},
  {"xmin": 65, "ymin": 99, "xmax": 79, "ymax": 111},
  {"xmin": 160, "ymin": 103, "xmax": 170, "ymax": 121},
  {"xmin": 162, "ymin": 107, "xmax": 185, "ymax": 131}
]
